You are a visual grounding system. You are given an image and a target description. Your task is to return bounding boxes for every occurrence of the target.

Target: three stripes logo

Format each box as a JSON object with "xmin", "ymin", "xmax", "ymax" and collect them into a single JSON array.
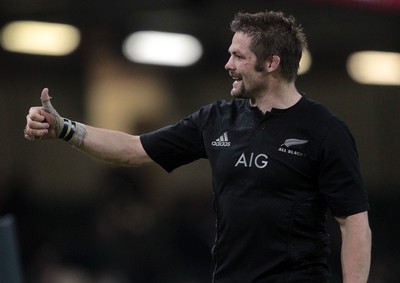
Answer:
[{"xmin": 211, "ymin": 131, "xmax": 231, "ymax": 147}]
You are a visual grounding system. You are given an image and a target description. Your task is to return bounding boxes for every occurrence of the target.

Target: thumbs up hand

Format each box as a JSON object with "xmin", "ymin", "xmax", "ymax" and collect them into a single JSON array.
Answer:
[
  {"xmin": 24, "ymin": 88, "xmax": 59, "ymax": 140},
  {"xmin": 24, "ymin": 88, "xmax": 86, "ymax": 148}
]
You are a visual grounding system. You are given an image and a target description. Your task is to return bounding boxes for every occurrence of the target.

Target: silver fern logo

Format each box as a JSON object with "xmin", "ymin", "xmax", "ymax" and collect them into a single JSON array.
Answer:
[
  {"xmin": 278, "ymin": 138, "xmax": 308, "ymax": 157},
  {"xmin": 281, "ymin": 138, "xmax": 309, "ymax": 147}
]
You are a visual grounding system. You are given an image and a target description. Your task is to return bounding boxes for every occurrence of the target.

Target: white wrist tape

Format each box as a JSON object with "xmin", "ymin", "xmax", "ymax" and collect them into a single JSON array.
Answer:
[
  {"xmin": 58, "ymin": 118, "xmax": 87, "ymax": 148},
  {"xmin": 42, "ymin": 98, "xmax": 87, "ymax": 148}
]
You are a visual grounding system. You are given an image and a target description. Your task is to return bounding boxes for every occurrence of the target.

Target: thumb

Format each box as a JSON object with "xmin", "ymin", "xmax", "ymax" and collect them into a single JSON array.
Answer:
[
  {"xmin": 40, "ymin": 88, "xmax": 64, "ymax": 138},
  {"xmin": 41, "ymin": 88, "xmax": 60, "ymax": 116}
]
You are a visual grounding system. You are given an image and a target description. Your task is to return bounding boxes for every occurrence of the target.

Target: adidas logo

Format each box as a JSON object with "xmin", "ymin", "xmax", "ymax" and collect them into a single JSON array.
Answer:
[{"xmin": 211, "ymin": 132, "xmax": 231, "ymax": 147}]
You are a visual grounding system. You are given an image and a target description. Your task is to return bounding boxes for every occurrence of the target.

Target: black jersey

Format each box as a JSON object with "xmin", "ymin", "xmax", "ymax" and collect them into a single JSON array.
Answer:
[{"xmin": 140, "ymin": 96, "xmax": 369, "ymax": 283}]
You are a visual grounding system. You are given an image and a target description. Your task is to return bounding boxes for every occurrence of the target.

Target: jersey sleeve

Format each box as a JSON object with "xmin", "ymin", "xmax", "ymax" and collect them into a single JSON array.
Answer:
[
  {"xmin": 318, "ymin": 123, "xmax": 369, "ymax": 217},
  {"xmin": 140, "ymin": 107, "xmax": 209, "ymax": 173}
]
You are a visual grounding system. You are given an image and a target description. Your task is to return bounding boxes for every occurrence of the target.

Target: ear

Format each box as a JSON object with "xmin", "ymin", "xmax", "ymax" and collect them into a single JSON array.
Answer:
[{"xmin": 265, "ymin": 55, "xmax": 281, "ymax": 73}]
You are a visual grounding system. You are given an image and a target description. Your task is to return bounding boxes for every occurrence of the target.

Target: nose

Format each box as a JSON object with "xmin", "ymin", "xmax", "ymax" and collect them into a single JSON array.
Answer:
[{"xmin": 225, "ymin": 56, "xmax": 233, "ymax": 71}]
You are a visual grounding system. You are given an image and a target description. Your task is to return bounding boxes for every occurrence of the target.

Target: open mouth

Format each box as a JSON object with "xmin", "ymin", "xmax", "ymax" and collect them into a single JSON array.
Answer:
[
  {"xmin": 230, "ymin": 73, "xmax": 242, "ymax": 82},
  {"xmin": 229, "ymin": 72, "xmax": 243, "ymax": 92}
]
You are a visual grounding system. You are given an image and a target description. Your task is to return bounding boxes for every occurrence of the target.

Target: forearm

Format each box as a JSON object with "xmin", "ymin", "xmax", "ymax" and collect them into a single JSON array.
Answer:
[
  {"xmin": 25, "ymin": 88, "xmax": 152, "ymax": 167},
  {"xmin": 338, "ymin": 212, "xmax": 372, "ymax": 283},
  {"xmin": 79, "ymin": 125, "xmax": 152, "ymax": 166}
]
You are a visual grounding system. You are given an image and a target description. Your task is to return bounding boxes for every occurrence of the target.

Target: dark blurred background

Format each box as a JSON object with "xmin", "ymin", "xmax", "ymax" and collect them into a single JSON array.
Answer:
[{"xmin": 1, "ymin": 0, "xmax": 399, "ymax": 282}]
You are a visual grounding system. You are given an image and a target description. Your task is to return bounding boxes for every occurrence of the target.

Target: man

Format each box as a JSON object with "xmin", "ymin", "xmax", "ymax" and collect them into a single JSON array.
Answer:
[{"xmin": 24, "ymin": 10, "xmax": 371, "ymax": 283}]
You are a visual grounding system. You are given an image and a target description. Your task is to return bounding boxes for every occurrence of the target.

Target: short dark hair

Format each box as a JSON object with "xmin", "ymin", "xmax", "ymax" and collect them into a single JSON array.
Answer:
[{"xmin": 230, "ymin": 10, "xmax": 308, "ymax": 82}]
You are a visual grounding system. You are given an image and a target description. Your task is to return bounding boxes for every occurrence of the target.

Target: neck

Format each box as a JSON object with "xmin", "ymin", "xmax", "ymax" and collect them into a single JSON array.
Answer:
[{"xmin": 249, "ymin": 82, "xmax": 301, "ymax": 114}]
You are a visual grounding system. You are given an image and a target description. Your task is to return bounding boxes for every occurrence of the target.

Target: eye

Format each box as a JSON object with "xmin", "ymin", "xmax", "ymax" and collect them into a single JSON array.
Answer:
[{"xmin": 233, "ymin": 53, "xmax": 243, "ymax": 60}]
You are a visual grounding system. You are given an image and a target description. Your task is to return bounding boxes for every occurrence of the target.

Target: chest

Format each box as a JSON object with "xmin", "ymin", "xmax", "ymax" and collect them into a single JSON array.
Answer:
[{"xmin": 203, "ymin": 112, "xmax": 319, "ymax": 195}]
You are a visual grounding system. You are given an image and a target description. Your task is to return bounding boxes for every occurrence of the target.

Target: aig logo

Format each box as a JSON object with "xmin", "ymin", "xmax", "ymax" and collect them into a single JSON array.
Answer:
[{"xmin": 235, "ymin": 152, "xmax": 268, "ymax": 168}]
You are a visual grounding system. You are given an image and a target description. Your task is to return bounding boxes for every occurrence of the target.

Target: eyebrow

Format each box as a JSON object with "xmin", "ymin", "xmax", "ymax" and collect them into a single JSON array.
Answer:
[{"xmin": 228, "ymin": 47, "xmax": 242, "ymax": 55}]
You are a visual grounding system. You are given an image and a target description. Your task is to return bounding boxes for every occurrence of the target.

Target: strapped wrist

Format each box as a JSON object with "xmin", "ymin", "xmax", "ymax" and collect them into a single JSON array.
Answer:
[
  {"xmin": 59, "ymin": 118, "xmax": 77, "ymax": 141},
  {"xmin": 57, "ymin": 117, "xmax": 87, "ymax": 148}
]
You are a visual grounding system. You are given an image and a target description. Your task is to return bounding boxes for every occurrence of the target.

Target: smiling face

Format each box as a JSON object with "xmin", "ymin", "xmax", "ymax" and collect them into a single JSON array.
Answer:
[{"xmin": 225, "ymin": 32, "xmax": 269, "ymax": 99}]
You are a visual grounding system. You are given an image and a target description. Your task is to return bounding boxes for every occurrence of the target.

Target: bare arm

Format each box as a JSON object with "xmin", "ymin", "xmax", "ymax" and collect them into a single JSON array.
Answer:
[
  {"xmin": 336, "ymin": 211, "xmax": 371, "ymax": 283},
  {"xmin": 81, "ymin": 126, "xmax": 152, "ymax": 166},
  {"xmin": 24, "ymin": 88, "xmax": 153, "ymax": 166}
]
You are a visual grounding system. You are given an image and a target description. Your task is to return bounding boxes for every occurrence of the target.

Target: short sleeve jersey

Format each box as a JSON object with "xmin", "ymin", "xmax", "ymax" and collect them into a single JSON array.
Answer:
[{"xmin": 140, "ymin": 96, "xmax": 369, "ymax": 283}]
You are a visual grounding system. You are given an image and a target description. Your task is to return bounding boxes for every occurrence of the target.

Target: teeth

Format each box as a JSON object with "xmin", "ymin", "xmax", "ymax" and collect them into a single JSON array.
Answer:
[{"xmin": 230, "ymin": 73, "xmax": 241, "ymax": 80}]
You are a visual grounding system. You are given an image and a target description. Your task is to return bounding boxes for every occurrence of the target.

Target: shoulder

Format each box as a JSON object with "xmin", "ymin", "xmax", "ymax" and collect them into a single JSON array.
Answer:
[
  {"xmin": 302, "ymin": 97, "xmax": 336, "ymax": 118},
  {"xmin": 296, "ymin": 97, "xmax": 357, "ymax": 155},
  {"xmin": 207, "ymin": 98, "xmax": 247, "ymax": 110},
  {"xmin": 194, "ymin": 98, "xmax": 248, "ymax": 120},
  {"xmin": 301, "ymin": 96, "xmax": 348, "ymax": 131}
]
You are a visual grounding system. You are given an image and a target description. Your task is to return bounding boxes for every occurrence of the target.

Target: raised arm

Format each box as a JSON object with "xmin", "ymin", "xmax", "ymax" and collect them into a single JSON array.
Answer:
[
  {"xmin": 24, "ymin": 88, "xmax": 153, "ymax": 166},
  {"xmin": 336, "ymin": 211, "xmax": 371, "ymax": 283}
]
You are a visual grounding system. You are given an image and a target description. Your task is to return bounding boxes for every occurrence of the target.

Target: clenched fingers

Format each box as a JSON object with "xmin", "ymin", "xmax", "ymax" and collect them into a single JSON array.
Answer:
[
  {"xmin": 24, "ymin": 106, "xmax": 49, "ymax": 140},
  {"xmin": 28, "ymin": 106, "xmax": 47, "ymax": 123},
  {"xmin": 23, "ymin": 126, "xmax": 48, "ymax": 140}
]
